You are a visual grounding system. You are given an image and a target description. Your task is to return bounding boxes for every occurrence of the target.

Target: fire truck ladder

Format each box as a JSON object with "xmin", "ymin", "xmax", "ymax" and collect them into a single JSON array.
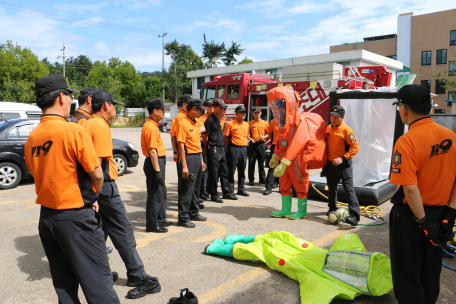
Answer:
[{"xmin": 345, "ymin": 66, "xmax": 374, "ymax": 89}]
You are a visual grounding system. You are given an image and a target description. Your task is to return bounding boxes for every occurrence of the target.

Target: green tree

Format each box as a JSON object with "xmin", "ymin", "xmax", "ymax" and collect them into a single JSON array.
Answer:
[
  {"xmin": 142, "ymin": 76, "xmax": 162, "ymax": 101},
  {"xmin": 433, "ymin": 50, "xmax": 456, "ymax": 95},
  {"xmin": 202, "ymin": 34, "xmax": 225, "ymax": 68},
  {"xmin": 0, "ymin": 40, "xmax": 49, "ymax": 103},
  {"xmin": 223, "ymin": 41, "xmax": 245, "ymax": 66},
  {"xmin": 85, "ymin": 60, "xmax": 122, "ymax": 101},
  {"xmin": 238, "ymin": 57, "xmax": 254, "ymax": 65}
]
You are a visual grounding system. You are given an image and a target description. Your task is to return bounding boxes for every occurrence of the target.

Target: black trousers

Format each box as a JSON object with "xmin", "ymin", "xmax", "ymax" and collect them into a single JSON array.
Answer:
[
  {"xmin": 39, "ymin": 206, "xmax": 119, "ymax": 304},
  {"xmin": 144, "ymin": 157, "xmax": 167, "ymax": 229},
  {"xmin": 326, "ymin": 159, "xmax": 361, "ymax": 220},
  {"xmin": 227, "ymin": 145, "xmax": 247, "ymax": 192},
  {"xmin": 177, "ymin": 154, "xmax": 202, "ymax": 221},
  {"xmin": 248, "ymin": 142, "xmax": 266, "ymax": 183},
  {"xmin": 265, "ymin": 144, "xmax": 279, "ymax": 189},
  {"xmin": 207, "ymin": 145, "xmax": 231, "ymax": 197},
  {"xmin": 98, "ymin": 181, "xmax": 145, "ymax": 281},
  {"xmin": 389, "ymin": 204, "xmax": 445, "ymax": 304},
  {"xmin": 200, "ymin": 155, "xmax": 208, "ymax": 194}
]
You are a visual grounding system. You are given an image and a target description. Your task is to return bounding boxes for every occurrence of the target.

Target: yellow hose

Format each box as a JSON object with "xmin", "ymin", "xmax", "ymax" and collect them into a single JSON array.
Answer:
[{"xmin": 311, "ymin": 183, "xmax": 383, "ymax": 219}]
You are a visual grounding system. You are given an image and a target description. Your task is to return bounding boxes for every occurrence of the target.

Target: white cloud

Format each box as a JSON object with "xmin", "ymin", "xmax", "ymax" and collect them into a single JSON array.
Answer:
[
  {"xmin": 72, "ymin": 17, "xmax": 105, "ymax": 27},
  {"xmin": 54, "ymin": 2, "xmax": 108, "ymax": 13},
  {"xmin": 114, "ymin": 0, "xmax": 161, "ymax": 9},
  {"xmin": 254, "ymin": 20, "xmax": 295, "ymax": 34},
  {"xmin": 235, "ymin": 0, "xmax": 285, "ymax": 15}
]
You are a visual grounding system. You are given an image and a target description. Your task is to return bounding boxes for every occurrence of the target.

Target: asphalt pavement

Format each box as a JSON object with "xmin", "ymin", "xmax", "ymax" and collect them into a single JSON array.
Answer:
[{"xmin": 0, "ymin": 127, "xmax": 455, "ymax": 304}]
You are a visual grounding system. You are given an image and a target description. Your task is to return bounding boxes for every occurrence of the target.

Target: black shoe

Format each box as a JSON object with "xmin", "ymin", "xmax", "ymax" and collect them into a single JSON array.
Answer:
[
  {"xmin": 344, "ymin": 215, "xmax": 359, "ymax": 227},
  {"xmin": 106, "ymin": 246, "xmax": 113, "ymax": 254},
  {"xmin": 190, "ymin": 214, "xmax": 207, "ymax": 221},
  {"xmin": 160, "ymin": 221, "xmax": 173, "ymax": 228},
  {"xmin": 223, "ymin": 193, "xmax": 238, "ymax": 200},
  {"xmin": 177, "ymin": 220, "xmax": 196, "ymax": 228},
  {"xmin": 272, "ymin": 182, "xmax": 279, "ymax": 188},
  {"xmin": 326, "ymin": 209, "xmax": 338, "ymax": 216},
  {"xmin": 146, "ymin": 226, "xmax": 168, "ymax": 233},
  {"xmin": 197, "ymin": 203, "xmax": 205, "ymax": 209},
  {"xmin": 112, "ymin": 271, "xmax": 118, "ymax": 283},
  {"xmin": 248, "ymin": 181, "xmax": 254, "ymax": 186},
  {"xmin": 237, "ymin": 190, "xmax": 249, "ymax": 197},
  {"xmin": 199, "ymin": 193, "xmax": 209, "ymax": 200},
  {"xmin": 263, "ymin": 188, "xmax": 272, "ymax": 195},
  {"xmin": 292, "ymin": 193, "xmax": 297, "ymax": 198},
  {"xmin": 211, "ymin": 197, "xmax": 224, "ymax": 203},
  {"xmin": 169, "ymin": 288, "xmax": 198, "ymax": 304},
  {"xmin": 203, "ymin": 191, "xmax": 209, "ymax": 197},
  {"xmin": 259, "ymin": 180, "xmax": 265, "ymax": 184},
  {"xmin": 127, "ymin": 278, "xmax": 161, "ymax": 299},
  {"xmin": 127, "ymin": 274, "xmax": 159, "ymax": 287}
]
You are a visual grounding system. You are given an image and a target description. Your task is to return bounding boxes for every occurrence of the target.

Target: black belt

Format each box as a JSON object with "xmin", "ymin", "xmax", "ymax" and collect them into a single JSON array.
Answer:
[
  {"xmin": 146, "ymin": 156, "xmax": 166, "ymax": 159},
  {"xmin": 231, "ymin": 144, "xmax": 247, "ymax": 148},
  {"xmin": 209, "ymin": 145, "xmax": 223, "ymax": 148},
  {"xmin": 186, "ymin": 152, "xmax": 202, "ymax": 156}
]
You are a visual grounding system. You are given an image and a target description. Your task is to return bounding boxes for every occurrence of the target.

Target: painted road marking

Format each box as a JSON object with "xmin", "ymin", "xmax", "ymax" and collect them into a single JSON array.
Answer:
[
  {"xmin": 117, "ymin": 184, "xmax": 142, "ymax": 191},
  {"xmin": 167, "ymin": 220, "xmax": 227, "ymax": 243},
  {"xmin": 198, "ymin": 227, "xmax": 354, "ymax": 304},
  {"xmin": 0, "ymin": 220, "xmax": 39, "ymax": 231},
  {"xmin": 136, "ymin": 226, "xmax": 184, "ymax": 249}
]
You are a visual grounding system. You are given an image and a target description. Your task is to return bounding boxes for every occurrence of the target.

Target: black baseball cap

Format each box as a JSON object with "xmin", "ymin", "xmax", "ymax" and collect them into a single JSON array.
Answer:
[
  {"xmin": 252, "ymin": 107, "xmax": 261, "ymax": 113},
  {"xmin": 178, "ymin": 94, "xmax": 192, "ymax": 107},
  {"xmin": 213, "ymin": 99, "xmax": 227, "ymax": 108},
  {"xmin": 35, "ymin": 74, "xmax": 79, "ymax": 96},
  {"xmin": 235, "ymin": 105, "xmax": 247, "ymax": 112},
  {"xmin": 397, "ymin": 84, "xmax": 431, "ymax": 105},
  {"xmin": 92, "ymin": 89, "xmax": 122, "ymax": 105},
  {"xmin": 80, "ymin": 87, "xmax": 98, "ymax": 96},
  {"xmin": 329, "ymin": 105, "xmax": 345, "ymax": 117},
  {"xmin": 148, "ymin": 98, "xmax": 169, "ymax": 110},
  {"xmin": 203, "ymin": 99, "xmax": 214, "ymax": 107},
  {"xmin": 187, "ymin": 99, "xmax": 205, "ymax": 111}
]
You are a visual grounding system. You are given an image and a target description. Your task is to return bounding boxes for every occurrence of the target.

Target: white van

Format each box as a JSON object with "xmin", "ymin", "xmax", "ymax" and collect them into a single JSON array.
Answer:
[{"xmin": 0, "ymin": 102, "xmax": 42, "ymax": 122}]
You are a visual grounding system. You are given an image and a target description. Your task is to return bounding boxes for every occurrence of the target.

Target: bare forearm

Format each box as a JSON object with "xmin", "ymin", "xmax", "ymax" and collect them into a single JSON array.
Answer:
[
  {"xmin": 223, "ymin": 135, "xmax": 230, "ymax": 148},
  {"xmin": 171, "ymin": 136, "xmax": 178, "ymax": 153},
  {"xmin": 88, "ymin": 166, "xmax": 103, "ymax": 194},
  {"xmin": 149, "ymin": 148, "xmax": 160, "ymax": 171},
  {"xmin": 178, "ymin": 143, "xmax": 187, "ymax": 168},
  {"xmin": 403, "ymin": 185, "xmax": 425, "ymax": 219}
]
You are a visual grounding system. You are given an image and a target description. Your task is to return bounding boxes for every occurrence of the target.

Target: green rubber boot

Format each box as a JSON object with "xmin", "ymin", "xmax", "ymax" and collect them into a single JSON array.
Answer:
[
  {"xmin": 205, "ymin": 239, "xmax": 234, "ymax": 257},
  {"xmin": 290, "ymin": 198, "xmax": 308, "ymax": 220},
  {"xmin": 224, "ymin": 235, "xmax": 256, "ymax": 244},
  {"xmin": 271, "ymin": 195, "xmax": 292, "ymax": 218}
]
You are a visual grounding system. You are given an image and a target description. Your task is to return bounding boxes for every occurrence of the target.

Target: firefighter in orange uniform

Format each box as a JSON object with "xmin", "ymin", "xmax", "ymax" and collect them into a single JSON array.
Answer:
[
  {"xmin": 199, "ymin": 99, "xmax": 213, "ymax": 200},
  {"xmin": 69, "ymin": 86, "xmax": 97, "ymax": 125},
  {"xmin": 267, "ymin": 86, "xmax": 327, "ymax": 220},
  {"xmin": 170, "ymin": 94, "xmax": 192, "ymax": 165},
  {"xmin": 248, "ymin": 107, "xmax": 269, "ymax": 185}
]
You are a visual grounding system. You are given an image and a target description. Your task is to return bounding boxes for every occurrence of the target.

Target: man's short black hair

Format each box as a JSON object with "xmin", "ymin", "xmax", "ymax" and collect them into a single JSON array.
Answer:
[
  {"xmin": 92, "ymin": 99, "xmax": 110, "ymax": 113},
  {"xmin": 36, "ymin": 89, "xmax": 70, "ymax": 111},
  {"xmin": 405, "ymin": 103, "xmax": 432, "ymax": 116},
  {"xmin": 78, "ymin": 93, "xmax": 91, "ymax": 107}
]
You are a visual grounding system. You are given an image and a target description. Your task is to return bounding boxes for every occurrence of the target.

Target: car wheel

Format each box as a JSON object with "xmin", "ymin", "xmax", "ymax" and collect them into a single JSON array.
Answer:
[
  {"xmin": 114, "ymin": 154, "xmax": 128, "ymax": 176},
  {"xmin": 161, "ymin": 125, "xmax": 168, "ymax": 132},
  {"xmin": 0, "ymin": 162, "xmax": 22, "ymax": 190}
]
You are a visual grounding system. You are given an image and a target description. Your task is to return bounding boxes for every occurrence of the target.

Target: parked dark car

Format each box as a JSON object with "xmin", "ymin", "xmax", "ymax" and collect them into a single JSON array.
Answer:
[
  {"xmin": 0, "ymin": 118, "xmax": 139, "ymax": 190},
  {"xmin": 159, "ymin": 118, "xmax": 172, "ymax": 132}
]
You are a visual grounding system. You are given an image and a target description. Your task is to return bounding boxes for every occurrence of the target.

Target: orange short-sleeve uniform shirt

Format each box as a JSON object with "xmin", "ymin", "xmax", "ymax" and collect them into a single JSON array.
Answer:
[
  {"xmin": 390, "ymin": 118, "xmax": 456, "ymax": 206},
  {"xmin": 72, "ymin": 109, "xmax": 92, "ymax": 125},
  {"xmin": 177, "ymin": 116, "xmax": 202, "ymax": 154},
  {"xmin": 83, "ymin": 114, "xmax": 118, "ymax": 181},
  {"xmin": 249, "ymin": 119, "xmax": 269, "ymax": 142},
  {"xmin": 267, "ymin": 119, "xmax": 279, "ymax": 146},
  {"xmin": 170, "ymin": 111, "xmax": 187, "ymax": 137},
  {"xmin": 141, "ymin": 118, "xmax": 166, "ymax": 157},
  {"xmin": 25, "ymin": 115, "xmax": 100, "ymax": 209},
  {"xmin": 224, "ymin": 119, "xmax": 249, "ymax": 146},
  {"xmin": 326, "ymin": 123, "xmax": 359, "ymax": 161}
]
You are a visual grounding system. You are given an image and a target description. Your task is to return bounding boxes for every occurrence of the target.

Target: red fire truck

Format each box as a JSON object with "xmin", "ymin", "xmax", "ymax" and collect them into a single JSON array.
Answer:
[{"xmin": 199, "ymin": 64, "xmax": 393, "ymax": 124}]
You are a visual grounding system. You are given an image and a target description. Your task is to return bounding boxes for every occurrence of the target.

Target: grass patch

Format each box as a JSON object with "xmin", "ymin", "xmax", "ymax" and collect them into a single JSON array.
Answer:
[{"xmin": 111, "ymin": 124, "xmax": 143, "ymax": 128}]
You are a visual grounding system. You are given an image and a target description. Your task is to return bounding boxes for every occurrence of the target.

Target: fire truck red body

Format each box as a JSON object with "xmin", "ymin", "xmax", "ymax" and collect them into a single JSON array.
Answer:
[{"xmin": 199, "ymin": 65, "xmax": 393, "ymax": 124}]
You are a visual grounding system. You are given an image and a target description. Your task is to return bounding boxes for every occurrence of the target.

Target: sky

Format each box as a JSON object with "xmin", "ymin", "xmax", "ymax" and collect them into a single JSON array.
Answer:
[{"xmin": 1, "ymin": 0, "xmax": 455, "ymax": 73}]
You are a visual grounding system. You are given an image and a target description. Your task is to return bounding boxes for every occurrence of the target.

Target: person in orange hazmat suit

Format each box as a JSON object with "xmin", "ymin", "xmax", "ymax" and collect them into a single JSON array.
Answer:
[{"xmin": 267, "ymin": 86, "xmax": 327, "ymax": 219}]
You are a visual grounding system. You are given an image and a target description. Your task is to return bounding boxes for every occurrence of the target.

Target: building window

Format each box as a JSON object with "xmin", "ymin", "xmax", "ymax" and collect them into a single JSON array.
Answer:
[
  {"xmin": 265, "ymin": 69, "xmax": 277, "ymax": 75},
  {"xmin": 386, "ymin": 55, "xmax": 397, "ymax": 60},
  {"xmin": 451, "ymin": 30, "xmax": 456, "ymax": 46},
  {"xmin": 336, "ymin": 61, "xmax": 350, "ymax": 66},
  {"xmin": 197, "ymin": 77, "xmax": 205, "ymax": 90},
  {"xmin": 449, "ymin": 92, "xmax": 456, "ymax": 107},
  {"xmin": 422, "ymin": 51, "xmax": 431, "ymax": 65},
  {"xmin": 210, "ymin": 76, "xmax": 216, "ymax": 81},
  {"xmin": 436, "ymin": 50, "xmax": 447, "ymax": 64},
  {"xmin": 450, "ymin": 61, "xmax": 456, "ymax": 76},
  {"xmin": 435, "ymin": 80, "xmax": 446, "ymax": 94},
  {"xmin": 435, "ymin": 109, "xmax": 445, "ymax": 114},
  {"xmin": 421, "ymin": 80, "xmax": 431, "ymax": 91}
]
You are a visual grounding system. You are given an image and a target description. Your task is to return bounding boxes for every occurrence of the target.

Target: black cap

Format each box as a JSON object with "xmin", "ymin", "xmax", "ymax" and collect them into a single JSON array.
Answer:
[
  {"xmin": 235, "ymin": 105, "xmax": 247, "ymax": 112},
  {"xmin": 397, "ymin": 84, "xmax": 431, "ymax": 105},
  {"xmin": 252, "ymin": 107, "xmax": 261, "ymax": 113},
  {"xmin": 329, "ymin": 105, "xmax": 345, "ymax": 117},
  {"xmin": 178, "ymin": 94, "xmax": 192, "ymax": 107},
  {"xmin": 148, "ymin": 98, "xmax": 169, "ymax": 110},
  {"xmin": 79, "ymin": 87, "xmax": 98, "ymax": 96},
  {"xmin": 213, "ymin": 98, "xmax": 227, "ymax": 108},
  {"xmin": 187, "ymin": 99, "xmax": 205, "ymax": 111},
  {"xmin": 35, "ymin": 74, "xmax": 79, "ymax": 96},
  {"xmin": 92, "ymin": 89, "xmax": 122, "ymax": 105},
  {"xmin": 203, "ymin": 99, "xmax": 214, "ymax": 107}
]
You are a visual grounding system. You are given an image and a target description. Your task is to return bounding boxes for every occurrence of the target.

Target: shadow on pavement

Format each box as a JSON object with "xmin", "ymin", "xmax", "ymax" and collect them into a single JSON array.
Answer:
[{"xmin": 14, "ymin": 234, "xmax": 51, "ymax": 281}]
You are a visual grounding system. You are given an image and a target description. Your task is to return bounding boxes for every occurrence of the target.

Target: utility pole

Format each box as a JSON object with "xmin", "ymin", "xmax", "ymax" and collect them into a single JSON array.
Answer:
[
  {"xmin": 58, "ymin": 42, "xmax": 66, "ymax": 77},
  {"xmin": 158, "ymin": 28, "xmax": 167, "ymax": 101}
]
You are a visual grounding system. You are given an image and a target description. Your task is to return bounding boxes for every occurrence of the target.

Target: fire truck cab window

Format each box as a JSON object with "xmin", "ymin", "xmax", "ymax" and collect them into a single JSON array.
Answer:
[
  {"xmin": 217, "ymin": 85, "xmax": 225, "ymax": 98},
  {"xmin": 227, "ymin": 84, "xmax": 239, "ymax": 99},
  {"xmin": 204, "ymin": 85, "xmax": 216, "ymax": 101}
]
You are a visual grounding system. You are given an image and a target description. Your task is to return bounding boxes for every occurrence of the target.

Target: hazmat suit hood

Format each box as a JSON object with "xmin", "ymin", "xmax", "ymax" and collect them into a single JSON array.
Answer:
[{"xmin": 267, "ymin": 87, "xmax": 301, "ymax": 133}]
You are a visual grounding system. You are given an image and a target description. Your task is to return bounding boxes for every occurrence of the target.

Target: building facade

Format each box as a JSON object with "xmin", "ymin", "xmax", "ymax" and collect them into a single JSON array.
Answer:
[{"xmin": 331, "ymin": 9, "xmax": 456, "ymax": 113}]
